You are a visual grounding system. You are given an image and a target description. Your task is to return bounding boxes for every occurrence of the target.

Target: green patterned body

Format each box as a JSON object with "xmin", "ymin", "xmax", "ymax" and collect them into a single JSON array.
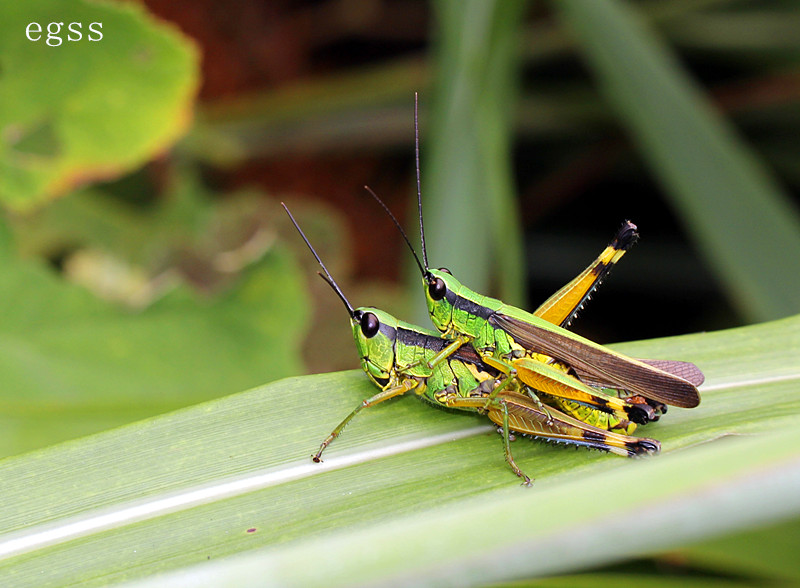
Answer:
[
  {"xmin": 321, "ymin": 304, "xmax": 661, "ymax": 477},
  {"xmin": 351, "ymin": 308, "xmax": 496, "ymax": 409},
  {"xmin": 422, "ymin": 269, "xmax": 701, "ymax": 410},
  {"xmin": 424, "ymin": 269, "xmax": 577, "ymax": 358},
  {"xmin": 284, "ymin": 201, "xmax": 662, "ymax": 481},
  {"xmin": 350, "ymin": 307, "xmax": 634, "ymax": 435}
]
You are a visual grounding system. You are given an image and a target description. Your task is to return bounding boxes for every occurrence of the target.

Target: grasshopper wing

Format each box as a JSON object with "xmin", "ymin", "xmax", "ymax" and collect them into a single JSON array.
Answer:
[
  {"xmin": 490, "ymin": 314, "xmax": 701, "ymax": 408},
  {"xmin": 575, "ymin": 359, "xmax": 705, "ymax": 389},
  {"xmin": 638, "ymin": 359, "xmax": 705, "ymax": 386}
]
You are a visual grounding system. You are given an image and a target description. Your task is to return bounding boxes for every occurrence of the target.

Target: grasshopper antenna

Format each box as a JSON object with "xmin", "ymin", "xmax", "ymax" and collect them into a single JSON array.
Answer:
[
  {"xmin": 315, "ymin": 272, "xmax": 356, "ymax": 316},
  {"xmin": 281, "ymin": 202, "xmax": 355, "ymax": 317},
  {"xmin": 414, "ymin": 92, "xmax": 429, "ymax": 270},
  {"xmin": 363, "ymin": 185, "xmax": 426, "ymax": 278}
]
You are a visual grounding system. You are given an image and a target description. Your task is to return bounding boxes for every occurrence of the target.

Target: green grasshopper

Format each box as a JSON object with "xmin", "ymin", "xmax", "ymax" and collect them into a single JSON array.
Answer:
[
  {"xmin": 370, "ymin": 185, "xmax": 660, "ymax": 433},
  {"xmin": 282, "ymin": 203, "xmax": 660, "ymax": 484},
  {"xmin": 412, "ymin": 205, "xmax": 703, "ymax": 414},
  {"xmin": 374, "ymin": 97, "xmax": 703, "ymax": 425}
]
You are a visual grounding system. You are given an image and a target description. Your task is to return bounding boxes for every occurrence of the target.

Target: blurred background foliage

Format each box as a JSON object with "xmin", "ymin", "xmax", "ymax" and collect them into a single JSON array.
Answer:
[
  {"xmin": 2, "ymin": 0, "xmax": 800, "ymax": 450},
  {"xmin": 1, "ymin": 0, "xmax": 800, "ymax": 582}
]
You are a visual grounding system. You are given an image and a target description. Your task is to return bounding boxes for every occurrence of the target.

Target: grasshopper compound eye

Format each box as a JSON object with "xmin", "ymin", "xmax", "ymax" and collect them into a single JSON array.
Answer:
[
  {"xmin": 428, "ymin": 276, "xmax": 447, "ymax": 301},
  {"xmin": 438, "ymin": 267, "xmax": 452, "ymax": 275},
  {"xmin": 360, "ymin": 312, "xmax": 380, "ymax": 338}
]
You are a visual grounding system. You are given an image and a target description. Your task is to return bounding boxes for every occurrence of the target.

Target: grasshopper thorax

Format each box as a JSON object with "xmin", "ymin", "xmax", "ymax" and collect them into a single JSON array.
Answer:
[
  {"xmin": 351, "ymin": 307, "xmax": 399, "ymax": 388},
  {"xmin": 423, "ymin": 268, "xmax": 508, "ymax": 356}
]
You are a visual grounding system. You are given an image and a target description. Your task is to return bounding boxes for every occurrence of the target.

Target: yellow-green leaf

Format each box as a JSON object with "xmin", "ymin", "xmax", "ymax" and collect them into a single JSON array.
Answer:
[{"xmin": 0, "ymin": 0, "xmax": 198, "ymax": 210}]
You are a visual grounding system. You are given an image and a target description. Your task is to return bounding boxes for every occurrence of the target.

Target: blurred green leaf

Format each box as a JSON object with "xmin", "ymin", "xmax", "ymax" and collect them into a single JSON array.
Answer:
[
  {"xmin": 189, "ymin": 59, "xmax": 429, "ymax": 165},
  {"xmin": 11, "ymin": 169, "xmax": 256, "ymax": 274},
  {"xmin": 0, "ymin": 217, "xmax": 309, "ymax": 457},
  {"xmin": 665, "ymin": 9, "xmax": 800, "ymax": 56},
  {"xmin": 410, "ymin": 0, "xmax": 528, "ymax": 324},
  {"xmin": 0, "ymin": 313, "xmax": 798, "ymax": 586},
  {"xmin": 675, "ymin": 515, "xmax": 800, "ymax": 584},
  {"xmin": 186, "ymin": 0, "xmax": 743, "ymax": 167},
  {"xmin": 526, "ymin": 574, "xmax": 754, "ymax": 588},
  {"xmin": 0, "ymin": 0, "xmax": 198, "ymax": 210},
  {"xmin": 554, "ymin": 0, "xmax": 800, "ymax": 323}
]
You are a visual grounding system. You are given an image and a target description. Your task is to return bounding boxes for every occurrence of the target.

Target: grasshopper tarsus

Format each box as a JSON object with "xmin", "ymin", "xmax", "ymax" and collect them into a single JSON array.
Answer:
[
  {"xmin": 612, "ymin": 220, "xmax": 639, "ymax": 251},
  {"xmin": 648, "ymin": 399, "xmax": 668, "ymax": 415},
  {"xmin": 634, "ymin": 438, "xmax": 661, "ymax": 456},
  {"xmin": 511, "ymin": 465, "xmax": 533, "ymax": 487}
]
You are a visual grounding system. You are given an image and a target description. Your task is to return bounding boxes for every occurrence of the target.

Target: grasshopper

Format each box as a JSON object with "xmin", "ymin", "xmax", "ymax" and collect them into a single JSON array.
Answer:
[
  {"xmin": 283, "ymin": 203, "xmax": 660, "ymax": 484},
  {"xmin": 412, "ymin": 201, "xmax": 702, "ymax": 414},
  {"xmin": 372, "ymin": 96, "xmax": 703, "ymax": 426},
  {"xmin": 370, "ymin": 184, "xmax": 661, "ymax": 432},
  {"xmin": 368, "ymin": 180, "xmax": 700, "ymax": 427}
]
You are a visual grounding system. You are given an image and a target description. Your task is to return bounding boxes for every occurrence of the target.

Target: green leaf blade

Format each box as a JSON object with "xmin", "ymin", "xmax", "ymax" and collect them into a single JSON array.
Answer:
[{"xmin": 0, "ymin": 315, "xmax": 799, "ymax": 585}]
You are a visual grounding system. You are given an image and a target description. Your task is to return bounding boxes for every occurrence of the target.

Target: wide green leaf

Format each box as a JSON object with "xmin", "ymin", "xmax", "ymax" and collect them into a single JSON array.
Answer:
[
  {"xmin": 0, "ymin": 214, "xmax": 309, "ymax": 458},
  {"xmin": 0, "ymin": 0, "xmax": 198, "ymax": 210},
  {"xmin": 0, "ymin": 313, "xmax": 798, "ymax": 586}
]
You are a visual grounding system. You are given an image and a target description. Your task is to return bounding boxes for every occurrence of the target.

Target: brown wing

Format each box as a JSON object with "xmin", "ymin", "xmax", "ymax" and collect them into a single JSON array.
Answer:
[
  {"xmin": 575, "ymin": 359, "xmax": 705, "ymax": 389},
  {"xmin": 638, "ymin": 359, "xmax": 705, "ymax": 386},
  {"xmin": 490, "ymin": 313, "xmax": 701, "ymax": 408}
]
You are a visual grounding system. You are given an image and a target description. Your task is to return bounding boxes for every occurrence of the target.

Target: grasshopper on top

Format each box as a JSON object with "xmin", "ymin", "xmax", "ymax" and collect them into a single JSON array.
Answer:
[
  {"xmin": 282, "ymin": 203, "xmax": 661, "ymax": 484},
  {"xmin": 384, "ymin": 94, "xmax": 702, "ymax": 411}
]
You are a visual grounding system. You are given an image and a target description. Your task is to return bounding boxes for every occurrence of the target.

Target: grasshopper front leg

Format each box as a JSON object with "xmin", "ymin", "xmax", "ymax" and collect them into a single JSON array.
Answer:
[
  {"xmin": 313, "ymin": 379, "xmax": 418, "ymax": 462},
  {"xmin": 426, "ymin": 335, "xmax": 471, "ymax": 369}
]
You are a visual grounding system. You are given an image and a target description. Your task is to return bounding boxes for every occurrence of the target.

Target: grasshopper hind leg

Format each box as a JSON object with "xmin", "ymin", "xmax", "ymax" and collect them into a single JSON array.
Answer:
[
  {"xmin": 486, "ymin": 391, "xmax": 661, "ymax": 459},
  {"xmin": 439, "ymin": 393, "xmax": 535, "ymax": 485},
  {"xmin": 440, "ymin": 387, "xmax": 659, "ymax": 484},
  {"xmin": 534, "ymin": 221, "xmax": 638, "ymax": 328}
]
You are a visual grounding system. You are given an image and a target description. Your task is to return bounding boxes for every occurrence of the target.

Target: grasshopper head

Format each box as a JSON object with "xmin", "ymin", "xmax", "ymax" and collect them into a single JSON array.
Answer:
[
  {"xmin": 423, "ymin": 268, "xmax": 459, "ymax": 335},
  {"xmin": 351, "ymin": 307, "xmax": 399, "ymax": 388},
  {"xmin": 281, "ymin": 202, "xmax": 401, "ymax": 389}
]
